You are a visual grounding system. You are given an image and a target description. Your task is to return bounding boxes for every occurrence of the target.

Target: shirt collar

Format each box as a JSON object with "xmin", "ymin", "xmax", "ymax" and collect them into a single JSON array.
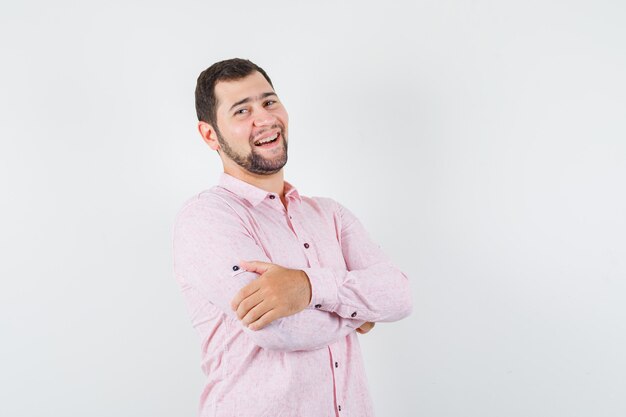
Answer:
[{"xmin": 218, "ymin": 172, "xmax": 302, "ymax": 207}]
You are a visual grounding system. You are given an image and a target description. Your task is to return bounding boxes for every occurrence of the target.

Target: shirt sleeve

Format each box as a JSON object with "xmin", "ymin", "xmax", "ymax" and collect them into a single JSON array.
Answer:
[
  {"xmin": 172, "ymin": 196, "xmax": 365, "ymax": 353},
  {"xmin": 302, "ymin": 199, "xmax": 413, "ymax": 323}
]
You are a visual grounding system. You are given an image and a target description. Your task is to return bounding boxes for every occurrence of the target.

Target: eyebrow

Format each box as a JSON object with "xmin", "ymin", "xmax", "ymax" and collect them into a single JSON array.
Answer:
[{"xmin": 229, "ymin": 91, "xmax": 277, "ymax": 112}]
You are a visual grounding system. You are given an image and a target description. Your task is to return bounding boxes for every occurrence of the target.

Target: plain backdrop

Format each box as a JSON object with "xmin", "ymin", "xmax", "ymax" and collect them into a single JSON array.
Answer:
[{"xmin": 1, "ymin": 1, "xmax": 625, "ymax": 416}]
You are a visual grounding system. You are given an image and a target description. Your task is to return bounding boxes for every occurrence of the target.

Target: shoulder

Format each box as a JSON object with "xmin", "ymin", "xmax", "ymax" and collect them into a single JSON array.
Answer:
[
  {"xmin": 301, "ymin": 196, "xmax": 357, "ymax": 229},
  {"xmin": 303, "ymin": 195, "xmax": 356, "ymax": 218},
  {"xmin": 302, "ymin": 195, "xmax": 340, "ymax": 214},
  {"xmin": 174, "ymin": 187, "xmax": 246, "ymax": 230},
  {"xmin": 176, "ymin": 187, "xmax": 227, "ymax": 216},
  {"xmin": 173, "ymin": 188, "xmax": 259, "ymax": 250}
]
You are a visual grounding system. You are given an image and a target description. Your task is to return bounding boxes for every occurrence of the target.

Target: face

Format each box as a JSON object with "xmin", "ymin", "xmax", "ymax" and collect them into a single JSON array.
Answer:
[{"xmin": 211, "ymin": 71, "xmax": 289, "ymax": 175}]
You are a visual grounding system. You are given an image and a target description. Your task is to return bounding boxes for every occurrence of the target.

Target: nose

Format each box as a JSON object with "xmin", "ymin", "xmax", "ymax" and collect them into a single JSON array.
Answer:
[{"xmin": 253, "ymin": 107, "xmax": 277, "ymax": 127}]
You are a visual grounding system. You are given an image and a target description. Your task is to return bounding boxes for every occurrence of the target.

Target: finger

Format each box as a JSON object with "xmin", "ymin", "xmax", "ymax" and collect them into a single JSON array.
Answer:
[
  {"xmin": 240, "ymin": 260, "xmax": 272, "ymax": 275},
  {"xmin": 248, "ymin": 308, "xmax": 281, "ymax": 331},
  {"xmin": 241, "ymin": 299, "xmax": 272, "ymax": 327},
  {"xmin": 356, "ymin": 322, "xmax": 374, "ymax": 334},
  {"xmin": 230, "ymin": 280, "xmax": 261, "ymax": 311},
  {"xmin": 236, "ymin": 291, "xmax": 264, "ymax": 320}
]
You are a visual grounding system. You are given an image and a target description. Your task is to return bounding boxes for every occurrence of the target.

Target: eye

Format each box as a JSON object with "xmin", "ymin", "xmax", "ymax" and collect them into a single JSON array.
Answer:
[
  {"xmin": 234, "ymin": 108, "xmax": 248, "ymax": 115},
  {"xmin": 264, "ymin": 100, "xmax": 276, "ymax": 107}
]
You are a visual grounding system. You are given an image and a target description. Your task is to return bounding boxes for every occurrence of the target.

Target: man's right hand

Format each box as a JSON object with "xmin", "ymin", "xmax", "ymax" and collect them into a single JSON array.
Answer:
[
  {"xmin": 230, "ymin": 260, "xmax": 312, "ymax": 331},
  {"xmin": 356, "ymin": 322, "xmax": 375, "ymax": 334}
]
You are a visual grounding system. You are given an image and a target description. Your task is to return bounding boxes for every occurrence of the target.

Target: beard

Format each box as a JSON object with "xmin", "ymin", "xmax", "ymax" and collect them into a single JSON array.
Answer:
[{"xmin": 215, "ymin": 124, "xmax": 288, "ymax": 175}]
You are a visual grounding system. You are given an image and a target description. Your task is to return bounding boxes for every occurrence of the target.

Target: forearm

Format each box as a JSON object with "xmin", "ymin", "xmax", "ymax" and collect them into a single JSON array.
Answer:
[
  {"xmin": 303, "ymin": 262, "xmax": 413, "ymax": 322},
  {"xmin": 242, "ymin": 308, "xmax": 366, "ymax": 352},
  {"xmin": 296, "ymin": 199, "xmax": 414, "ymax": 322}
]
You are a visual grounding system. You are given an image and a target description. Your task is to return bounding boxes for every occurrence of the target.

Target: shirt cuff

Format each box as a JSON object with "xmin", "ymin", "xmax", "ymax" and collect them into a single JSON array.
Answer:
[{"xmin": 301, "ymin": 267, "xmax": 339, "ymax": 311}]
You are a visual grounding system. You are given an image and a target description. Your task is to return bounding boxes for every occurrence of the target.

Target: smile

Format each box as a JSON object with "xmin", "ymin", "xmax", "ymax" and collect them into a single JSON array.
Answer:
[{"xmin": 253, "ymin": 132, "xmax": 279, "ymax": 146}]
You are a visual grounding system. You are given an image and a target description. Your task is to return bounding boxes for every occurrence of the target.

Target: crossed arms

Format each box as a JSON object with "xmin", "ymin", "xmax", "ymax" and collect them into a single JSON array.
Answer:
[
  {"xmin": 229, "ymin": 259, "xmax": 376, "ymax": 334},
  {"xmin": 173, "ymin": 196, "xmax": 412, "ymax": 352}
]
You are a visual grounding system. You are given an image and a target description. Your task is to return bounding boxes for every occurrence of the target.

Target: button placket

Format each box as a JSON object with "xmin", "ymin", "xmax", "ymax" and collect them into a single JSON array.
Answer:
[
  {"xmin": 332, "ymin": 349, "xmax": 344, "ymax": 414},
  {"xmin": 288, "ymin": 207, "xmax": 320, "ymax": 268},
  {"xmin": 328, "ymin": 345, "xmax": 343, "ymax": 415},
  {"xmin": 286, "ymin": 209, "xmax": 304, "ymax": 240},
  {"xmin": 286, "ymin": 208, "xmax": 304, "ymax": 242}
]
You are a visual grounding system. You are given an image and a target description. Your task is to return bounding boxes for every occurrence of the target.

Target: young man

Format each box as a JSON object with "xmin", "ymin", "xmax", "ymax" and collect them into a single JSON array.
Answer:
[{"xmin": 173, "ymin": 58, "xmax": 413, "ymax": 417}]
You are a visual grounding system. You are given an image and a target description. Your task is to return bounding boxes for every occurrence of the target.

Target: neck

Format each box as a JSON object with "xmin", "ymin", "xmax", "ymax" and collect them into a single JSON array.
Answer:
[{"xmin": 223, "ymin": 165, "xmax": 285, "ymax": 197}]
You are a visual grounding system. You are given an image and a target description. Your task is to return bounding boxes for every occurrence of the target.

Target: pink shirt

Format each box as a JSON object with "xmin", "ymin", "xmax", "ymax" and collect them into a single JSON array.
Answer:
[{"xmin": 173, "ymin": 173, "xmax": 413, "ymax": 417}]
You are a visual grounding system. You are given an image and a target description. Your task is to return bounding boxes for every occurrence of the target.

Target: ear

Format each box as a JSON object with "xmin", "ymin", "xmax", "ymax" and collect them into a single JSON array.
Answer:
[{"xmin": 198, "ymin": 121, "xmax": 220, "ymax": 151}]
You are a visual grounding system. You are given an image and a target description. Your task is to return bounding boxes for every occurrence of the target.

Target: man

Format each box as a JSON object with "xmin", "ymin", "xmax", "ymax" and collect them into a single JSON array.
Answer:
[{"xmin": 173, "ymin": 58, "xmax": 413, "ymax": 417}]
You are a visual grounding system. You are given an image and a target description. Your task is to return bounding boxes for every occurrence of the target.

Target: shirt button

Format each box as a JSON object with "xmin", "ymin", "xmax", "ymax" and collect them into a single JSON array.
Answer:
[
  {"xmin": 351, "ymin": 311, "xmax": 357, "ymax": 317},
  {"xmin": 335, "ymin": 361, "xmax": 338, "ymax": 368},
  {"xmin": 315, "ymin": 304, "xmax": 322, "ymax": 308},
  {"xmin": 269, "ymin": 195, "xmax": 275, "ymax": 199},
  {"xmin": 338, "ymin": 405, "xmax": 342, "ymax": 411},
  {"xmin": 303, "ymin": 243, "xmax": 310, "ymax": 249},
  {"xmin": 232, "ymin": 265, "xmax": 239, "ymax": 271}
]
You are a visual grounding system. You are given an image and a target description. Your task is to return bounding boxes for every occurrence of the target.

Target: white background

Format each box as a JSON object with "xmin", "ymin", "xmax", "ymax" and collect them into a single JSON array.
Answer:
[{"xmin": 2, "ymin": 1, "xmax": 625, "ymax": 416}]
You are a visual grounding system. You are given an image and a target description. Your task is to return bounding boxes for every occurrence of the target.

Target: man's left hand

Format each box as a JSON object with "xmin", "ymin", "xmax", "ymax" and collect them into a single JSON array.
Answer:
[
  {"xmin": 230, "ymin": 260, "xmax": 312, "ymax": 331},
  {"xmin": 356, "ymin": 322, "xmax": 375, "ymax": 334}
]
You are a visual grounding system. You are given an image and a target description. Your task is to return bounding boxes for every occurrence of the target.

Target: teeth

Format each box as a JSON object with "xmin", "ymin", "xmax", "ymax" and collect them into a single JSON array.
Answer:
[{"xmin": 255, "ymin": 133, "xmax": 278, "ymax": 146}]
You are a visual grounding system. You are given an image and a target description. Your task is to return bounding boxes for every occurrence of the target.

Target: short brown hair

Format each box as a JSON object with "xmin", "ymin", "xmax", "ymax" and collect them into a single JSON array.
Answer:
[{"xmin": 195, "ymin": 58, "xmax": 273, "ymax": 127}]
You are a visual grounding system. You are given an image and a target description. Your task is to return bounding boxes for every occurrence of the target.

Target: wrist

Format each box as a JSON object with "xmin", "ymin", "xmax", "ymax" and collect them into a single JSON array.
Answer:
[
  {"xmin": 299, "ymin": 267, "xmax": 339, "ymax": 311},
  {"xmin": 298, "ymin": 269, "xmax": 312, "ymax": 306}
]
